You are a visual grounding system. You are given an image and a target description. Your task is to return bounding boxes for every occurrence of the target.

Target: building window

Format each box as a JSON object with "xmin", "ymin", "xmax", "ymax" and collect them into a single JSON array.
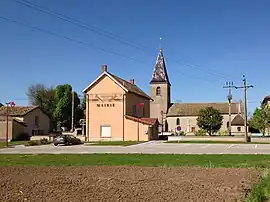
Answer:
[
  {"xmin": 237, "ymin": 127, "xmax": 241, "ymax": 132},
  {"xmin": 191, "ymin": 127, "xmax": 196, "ymax": 132},
  {"xmin": 132, "ymin": 105, "xmax": 136, "ymax": 116},
  {"xmin": 32, "ymin": 129, "xmax": 44, "ymax": 136},
  {"xmin": 156, "ymin": 87, "xmax": 161, "ymax": 96},
  {"xmin": 176, "ymin": 118, "xmax": 180, "ymax": 125},
  {"xmin": 34, "ymin": 116, "xmax": 39, "ymax": 127},
  {"xmin": 165, "ymin": 120, "xmax": 168, "ymax": 132}
]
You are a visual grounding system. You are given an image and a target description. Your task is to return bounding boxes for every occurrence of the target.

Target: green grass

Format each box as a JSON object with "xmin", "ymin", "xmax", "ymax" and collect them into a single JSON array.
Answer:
[
  {"xmin": 86, "ymin": 141, "xmax": 145, "ymax": 146},
  {"xmin": 0, "ymin": 141, "xmax": 29, "ymax": 148},
  {"xmin": 245, "ymin": 169, "xmax": 270, "ymax": 202},
  {"xmin": 0, "ymin": 154, "xmax": 270, "ymax": 167},
  {"xmin": 166, "ymin": 140, "xmax": 270, "ymax": 144}
]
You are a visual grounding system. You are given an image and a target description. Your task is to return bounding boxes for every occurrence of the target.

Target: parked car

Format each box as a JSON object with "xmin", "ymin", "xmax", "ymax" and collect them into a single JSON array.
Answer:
[{"xmin": 53, "ymin": 135, "xmax": 82, "ymax": 146}]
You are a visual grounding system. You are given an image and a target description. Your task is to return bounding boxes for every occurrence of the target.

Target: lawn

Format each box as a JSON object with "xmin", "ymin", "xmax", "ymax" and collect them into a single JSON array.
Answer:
[
  {"xmin": 86, "ymin": 141, "xmax": 145, "ymax": 146},
  {"xmin": 0, "ymin": 141, "xmax": 29, "ymax": 148},
  {"xmin": 166, "ymin": 140, "xmax": 270, "ymax": 144},
  {"xmin": 0, "ymin": 154, "xmax": 270, "ymax": 167}
]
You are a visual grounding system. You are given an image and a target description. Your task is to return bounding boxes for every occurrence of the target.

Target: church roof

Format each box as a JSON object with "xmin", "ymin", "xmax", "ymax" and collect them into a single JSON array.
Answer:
[
  {"xmin": 150, "ymin": 49, "xmax": 170, "ymax": 85},
  {"xmin": 167, "ymin": 102, "xmax": 241, "ymax": 117},
  {"xmin": 231, "ymin": 114, "xmax": 245, "ymax": 126}
]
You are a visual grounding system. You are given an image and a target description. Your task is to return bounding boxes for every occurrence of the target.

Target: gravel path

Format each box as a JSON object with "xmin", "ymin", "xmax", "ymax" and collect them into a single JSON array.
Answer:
[{"xmin": 0, "ymin": 166, "xmax": 260, "ymax": 202}]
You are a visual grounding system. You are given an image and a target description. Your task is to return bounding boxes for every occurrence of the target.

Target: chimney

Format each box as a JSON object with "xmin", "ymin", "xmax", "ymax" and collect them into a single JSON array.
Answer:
[
  {"xmin": 101, "ymin": 64, "xmax": 107, "ymax": 72},
  {"xmin": 130, "ymin": 79, "xmax": 135, "ymax": 85}
]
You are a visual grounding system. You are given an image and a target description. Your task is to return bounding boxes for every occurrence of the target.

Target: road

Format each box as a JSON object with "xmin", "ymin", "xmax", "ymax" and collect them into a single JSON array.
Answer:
[{"xmin": 1, "ymin": 141, "xmax": 270, "ymax": 154}]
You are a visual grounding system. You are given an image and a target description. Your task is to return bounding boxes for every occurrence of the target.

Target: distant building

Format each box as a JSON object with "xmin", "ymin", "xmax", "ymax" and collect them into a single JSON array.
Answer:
[
  {"xmin": 83, "ymin": 65, "xmax": 159, "ymax": 141},
  {"xmin": 166, "ymin": 102, "xmax": 244, "ymax": 135},
  {"xmin": 0, "ymin": 106, "xmax": 50, "ymax": 140},
  {"xmin": 149, "ymin": 49, "xmax": 245, "ymax": 135}
]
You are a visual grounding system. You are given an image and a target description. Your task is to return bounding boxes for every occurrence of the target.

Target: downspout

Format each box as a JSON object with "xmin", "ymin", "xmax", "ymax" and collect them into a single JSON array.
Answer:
[
  {"xmin": 122, "ymin": 94, "xmax": 125, "ymax": 141},
  {"xmin": 87, "ymin": 94, "xmax": 89, "ymax": 142},
  {"xmin": 137, "ymin": 120, "xmax": 139, "ymax": 142}
]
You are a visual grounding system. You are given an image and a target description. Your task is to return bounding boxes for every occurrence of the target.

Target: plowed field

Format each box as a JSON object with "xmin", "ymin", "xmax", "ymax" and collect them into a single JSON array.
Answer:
[{"xmin": 0, "ymin": 166, "xmax": 260, "ymax": 202}]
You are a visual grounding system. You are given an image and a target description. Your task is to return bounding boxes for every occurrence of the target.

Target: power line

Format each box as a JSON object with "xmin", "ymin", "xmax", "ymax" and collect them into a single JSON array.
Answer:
[
  {"xmin": 0, "ymin": 16, "xmax": 222, "ymax": 84},
  {"xmin": 12, "ymin": 0, "xmax": 148, "ymax": 51},
  {"xmin": 11, "ymin": 0, "xmax": 234, "ymax": 81},
  {"xmin": 0, "ymin": 16, "xmax": 146, "ymax": 64}
]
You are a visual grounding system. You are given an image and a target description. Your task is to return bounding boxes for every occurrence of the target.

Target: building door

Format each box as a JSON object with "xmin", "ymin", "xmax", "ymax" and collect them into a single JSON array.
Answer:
[{"xmin": 101, "ymin": 126, "xmax": 111, "ymax": 137}]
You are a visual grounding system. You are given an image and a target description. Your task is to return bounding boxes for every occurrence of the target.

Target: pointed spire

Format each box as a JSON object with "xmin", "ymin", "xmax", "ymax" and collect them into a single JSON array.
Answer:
[{"xmin": 150, "ymin": 49, "xmax": 170, "ymax": 85}]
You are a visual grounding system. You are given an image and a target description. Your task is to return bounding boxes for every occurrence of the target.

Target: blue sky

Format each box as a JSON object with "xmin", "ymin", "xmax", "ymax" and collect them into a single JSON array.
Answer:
[{"xmin": 1, "ymin": 0, "xmax": 270, "ymax": 113}]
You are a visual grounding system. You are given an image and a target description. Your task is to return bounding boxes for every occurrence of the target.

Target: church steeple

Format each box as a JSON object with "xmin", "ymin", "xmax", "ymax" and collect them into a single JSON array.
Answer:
[{"xmin": 150, "ymin": 49, "xmax": 170, "ymax": 86}]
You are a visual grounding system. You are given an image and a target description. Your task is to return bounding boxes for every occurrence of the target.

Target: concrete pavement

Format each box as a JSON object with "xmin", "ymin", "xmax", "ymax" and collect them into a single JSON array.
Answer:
[{"xmin": 1, "ymin": 141, "xmax": 270, "ymax": 154}]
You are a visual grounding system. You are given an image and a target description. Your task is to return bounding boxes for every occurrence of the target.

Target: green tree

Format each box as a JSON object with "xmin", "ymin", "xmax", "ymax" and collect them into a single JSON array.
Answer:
[
  {"xmin": 250, "ymin": 105, "xmax": 270, "ymax": 136},
  {"xmin": 81, "ymin": 94, "xmax": 86, "ymax": 111},
  {"xmin": 27, "ymin": 84, "xmax": 56, "ymax": 129},
  {"xmin": 27, "ymin": 83, "xmax": 84, "ymax": 131},
  {"xmin": 53, "ymin": 84, "xmax": 81, "ymax": 129},
  {"xmin": 197, "ymin": 107, "xmax": 223, "ymax": 136}
]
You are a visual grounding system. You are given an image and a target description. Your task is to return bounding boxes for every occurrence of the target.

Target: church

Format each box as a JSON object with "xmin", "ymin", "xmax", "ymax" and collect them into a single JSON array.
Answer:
[{"xmin": 149, "ymin": 49, "xmax": 245, "ymax": 135}]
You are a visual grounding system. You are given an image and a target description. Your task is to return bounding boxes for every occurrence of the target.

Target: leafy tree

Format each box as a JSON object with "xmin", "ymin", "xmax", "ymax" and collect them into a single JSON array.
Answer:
[
  {"xmin": 197, "ymin": 107, "xmax": 223, "ymax": 136},
  {"xmin": 250, "ymin": 105, "xmax": 270, "ymax": 136},
  {"xmin": 0, "ymin": 103, "xmax": 3, "ymax": 107},
  {"xmin": 27, "ymin": 83, "xmax": 83, "ymax": 131},
  {"xmin": 27, "ymin": 84, "xmax": 56, "ymax": 129},
  {"xmin": 81, "ymin": 94, "xmax": 86, "ymax": 111},
  {"xmin": 53, "ymin": 84, "xmax": 81, "ymax": 129}
]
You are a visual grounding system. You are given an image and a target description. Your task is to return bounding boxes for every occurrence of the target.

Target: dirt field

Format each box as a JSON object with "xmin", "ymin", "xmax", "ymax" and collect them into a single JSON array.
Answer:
[{"xmin": 0, "ymin": 166, "xmax": 260, "ymax": 202}]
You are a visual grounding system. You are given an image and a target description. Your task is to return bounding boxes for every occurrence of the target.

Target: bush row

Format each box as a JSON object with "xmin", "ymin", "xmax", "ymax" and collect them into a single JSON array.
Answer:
[{"xmin": 28, "ymin": 138, "xmax": 51, "ymax": 146}]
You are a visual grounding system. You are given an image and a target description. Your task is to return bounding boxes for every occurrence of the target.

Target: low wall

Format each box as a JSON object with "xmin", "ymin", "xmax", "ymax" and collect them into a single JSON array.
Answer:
[
  {"xmin": 88, "ymin": 137, "xmax": 124, "ymax": 142},
  {"xmin": 31, "ymin": 135, "xmax": 87, "ymax": 142},
  {"xmin": 168, "ymin": 136, "xmax": 270, "ymax": 142},
  {"xmin": 31, "ymin": 136, "xmax": 53, "ymax": 141}
]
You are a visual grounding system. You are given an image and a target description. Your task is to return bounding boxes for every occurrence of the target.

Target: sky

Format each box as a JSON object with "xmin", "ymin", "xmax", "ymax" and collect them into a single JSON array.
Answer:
[{"xmin": 1, "ymin": 0, "xmax": 270, "ymax": 113}]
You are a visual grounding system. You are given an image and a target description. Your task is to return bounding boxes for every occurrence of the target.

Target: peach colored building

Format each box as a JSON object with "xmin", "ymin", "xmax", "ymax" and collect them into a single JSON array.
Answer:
[
  {"xmin": 83, "ymin": 65, "xmax": 159, "ymax": 141},
  {"xmin": 0, "ymin": 106, "xmax": 50, "ymax": 140}
]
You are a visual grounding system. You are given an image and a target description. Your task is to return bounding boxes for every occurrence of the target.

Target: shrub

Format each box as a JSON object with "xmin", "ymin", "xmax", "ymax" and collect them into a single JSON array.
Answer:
[
  {"xmin": 195, "ymin": 129, "xmax": 207, "ymax": 136},
  {"xmin": 28, "ymin": 140, "xmax": 40, "ymax": 146},
  {"xmin": 180, "ymin": 131, "xmax": 186, "ymax": 136},
  {"xmin": 13, "ymin": 133, "xmax": 30, "ymax": 141},
  {"xmin": 40, "ymin": 138, "xmax": 50, "ymax": 145},
  {"xmin": 218, "ymin": 130, "xmax": 229, "ymax": 136}
]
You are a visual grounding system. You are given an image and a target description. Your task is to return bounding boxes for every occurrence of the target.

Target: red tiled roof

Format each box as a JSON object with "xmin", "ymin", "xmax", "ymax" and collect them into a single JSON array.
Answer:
[
  {"xmin": 125, "ymin": 115, "xmax": 158, "ymax": 126},
  {"xmin": 108, "ymin": 72, "xmax": 152, "ymax": 100},
  {"xmin": 140, "ymin": 118, "xmax": 159, "ymax": 125},
  {"xmin": 0, "ymin": 106, "xmax": 38, "ymax": 117}
]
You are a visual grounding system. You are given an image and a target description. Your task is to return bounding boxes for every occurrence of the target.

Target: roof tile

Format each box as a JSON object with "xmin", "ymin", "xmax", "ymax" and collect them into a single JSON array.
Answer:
[
  {"xmin": 108, "ymin": 73, "xmax": 152, "ymax": 100},
  {"xmin": 0, "ymin": 106, "xmax": 38, "ymax": 116},
  {"xmin": 167, "ymin": 102, "xmax": 241, "ymax": 116}
]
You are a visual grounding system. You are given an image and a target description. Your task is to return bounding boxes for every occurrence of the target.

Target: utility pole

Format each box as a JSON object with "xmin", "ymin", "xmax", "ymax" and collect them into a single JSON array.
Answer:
[
  {"xmin": 161, "ymin": 110, "xmax": 164, "ymax": 137},
  {"xmin": 234, "ymin": 75, "xmax": 254, "ymax": 142},
  {"xmin": 223, "ymin": 82, "xmax": 234, "ymax": 136},
  {"xmin": 71, "ymin": 91, "xmax": 74, "ymax": 132}
]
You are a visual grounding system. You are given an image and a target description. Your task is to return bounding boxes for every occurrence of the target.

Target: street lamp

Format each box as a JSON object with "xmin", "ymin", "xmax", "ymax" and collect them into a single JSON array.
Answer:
[{"xmin": 6, "ymin": 101, "xmax": 15, "ymax": 147}]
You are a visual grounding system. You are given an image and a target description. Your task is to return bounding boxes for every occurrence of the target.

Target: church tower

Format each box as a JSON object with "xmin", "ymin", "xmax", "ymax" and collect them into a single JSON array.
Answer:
[{"xmin": 150, "ymin": 49, "xmax": 171, "ymax": 123}]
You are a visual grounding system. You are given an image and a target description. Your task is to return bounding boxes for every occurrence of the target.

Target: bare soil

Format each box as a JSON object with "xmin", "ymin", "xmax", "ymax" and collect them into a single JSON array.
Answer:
[{"xmin": 0, "ymin": 166, "xmax": 260, "ymax": 202}]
